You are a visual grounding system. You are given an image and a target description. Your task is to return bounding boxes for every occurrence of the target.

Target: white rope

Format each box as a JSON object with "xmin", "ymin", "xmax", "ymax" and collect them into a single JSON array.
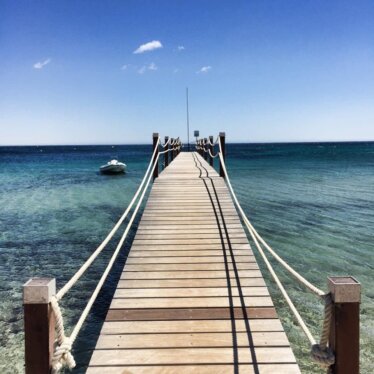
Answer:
[
  {"xmin": 56, "ymin": 137, "xmax": 160, "ymax": 300},
  {"xmin": 206, "ymin": 136, "xmax": 219, "ymax": 146},
  {"xmin": 169, "ymin": 137, "xmax": 180, "ymax": 146},
  {"xmin": 208, "ymin": 148, "xmax": 220, "ymax": 158},
  {"xmin": 51, "ymin": 152, "xmax": 161, "ymax": 373},
  {"xmin": 216, "ymin": 143, "xmax": 334, "ymax": 367},
  {"xmin": 161, "ymin": 137, "xmax": 171, "ymax": 148},
  {"xmin": 217, "ymin": 140, "xmax": 324, "ymax": 297}
]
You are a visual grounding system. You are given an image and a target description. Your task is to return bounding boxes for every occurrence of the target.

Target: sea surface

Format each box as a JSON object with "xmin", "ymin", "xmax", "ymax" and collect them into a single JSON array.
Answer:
[{"xmin": 0, "ymin": 143, "xmax": 373, "ymax": 373}]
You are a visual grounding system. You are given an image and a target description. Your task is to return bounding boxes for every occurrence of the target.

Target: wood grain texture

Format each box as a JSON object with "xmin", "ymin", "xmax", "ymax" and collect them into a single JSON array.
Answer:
[{"xmin": 87, "ymin": 152, "xmax": 299, "ymax": 373}]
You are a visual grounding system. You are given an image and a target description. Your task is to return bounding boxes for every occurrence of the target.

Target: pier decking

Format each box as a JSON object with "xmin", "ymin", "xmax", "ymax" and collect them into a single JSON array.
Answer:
[{"xmin": 87, "ymin": 152, "xmax": 300, "ymax": 373}]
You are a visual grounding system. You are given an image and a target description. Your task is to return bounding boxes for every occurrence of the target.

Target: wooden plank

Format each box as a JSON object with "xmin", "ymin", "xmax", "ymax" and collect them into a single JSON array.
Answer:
[
  {"xmin": 131, "ymin": 239, "xmax": 249, "ymax": 245},
  {"xmin": 117, "ymin": 277, "xmax": 266, "ymax": 288},
  {"xmin": 125, "ymin": 257, "xmax": 254, "ymax": 265},
  {"xmin": 123, "ymin": 263, "xmax": 258, "ymax": 271},
  {"xmin": 106, "ymin": 307, "xmax": 277, "ymax": 321},
  {"xmin": 121, "ymin": 270, "xmax": 263, "ymax": 279},
  {"xmin": 95, "ymin": 331, "xmax": 289, "ymax": 348},
  {"xmin": 114, "ymin": 287, "xmax": 269, "ymax": 298},
  {"xmin": 129, "ymin": 244, "xmax": 252, "ymax": 250},
  {"xmin": 101, "ymin": 318, "xmax": 283, "ymax": 333},
  {"xmin": 89, "ymin": 347, "xmax": 297, "ymax": 365},
  {"xmin": 128, "ymin": 250, "xmax": 253, "ymax": 257},
  {"xmin": 110, "ymin": 296, "xmax": 274, "ymax": 309},
  {"xmin": 87, "ymin": 364, "xmax": 301, "ymax": 374}
]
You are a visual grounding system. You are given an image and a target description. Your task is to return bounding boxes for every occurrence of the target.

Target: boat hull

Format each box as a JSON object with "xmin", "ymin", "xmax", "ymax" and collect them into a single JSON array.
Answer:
[{"xmin": 100, "ymin": 164, "xmax": 126, "ymax": 174}]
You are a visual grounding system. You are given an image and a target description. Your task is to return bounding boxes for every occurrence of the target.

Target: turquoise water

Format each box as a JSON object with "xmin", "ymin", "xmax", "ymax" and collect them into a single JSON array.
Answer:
[{"xmin": 0, "ymin": 143, "xmax": 373, "ymax": 373}]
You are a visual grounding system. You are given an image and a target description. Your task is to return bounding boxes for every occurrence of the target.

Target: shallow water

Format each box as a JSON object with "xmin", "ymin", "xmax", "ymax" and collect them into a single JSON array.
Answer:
[{"xmin": 0, "ymin": 143, "xmax": 373, "ymax": 373}]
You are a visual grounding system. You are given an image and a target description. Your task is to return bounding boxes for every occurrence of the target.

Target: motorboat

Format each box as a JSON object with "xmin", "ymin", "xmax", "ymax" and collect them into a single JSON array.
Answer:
[{"xmin": 100, "ymin": 159, "xmax": 127, "ymax": 174}]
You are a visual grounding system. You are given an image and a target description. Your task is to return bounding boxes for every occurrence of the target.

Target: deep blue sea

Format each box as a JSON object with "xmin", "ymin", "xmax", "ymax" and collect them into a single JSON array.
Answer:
[{"xmin": 0, "ymin": 143, "xmax": 373, "ymax": 373}]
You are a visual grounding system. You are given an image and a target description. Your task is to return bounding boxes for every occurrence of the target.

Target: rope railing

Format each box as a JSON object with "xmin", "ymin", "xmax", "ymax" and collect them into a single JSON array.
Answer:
[
  {"xmin": 208, "ymin": 148, "xmax": 220, "ymax": 158},
  {"xmin": 22, "ymin": 134, "xmax": 182, "ymax": 374},
  {"xmin": 215, "ymin": 137, "xmax": 335, "ymax": 369},
  {"xmin": 206, "ymin": 135, "xmax": 219, "ymax": 146},
  {"xmin": 161, "ymin": 137, "xmax": 171, "ymax": 148},
  {"xmin": 51, "ymin": 148, "xmax": 162, "ymax": 373}
]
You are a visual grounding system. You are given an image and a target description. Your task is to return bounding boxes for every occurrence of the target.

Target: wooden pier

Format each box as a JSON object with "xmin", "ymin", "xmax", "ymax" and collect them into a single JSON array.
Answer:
[
  {"xmin": 87, "ymin": 152, "xmax": 300, "ymax": 373},
  {"xmin": 23, "ymin": 133, "xmax": 361, "ymax": 374}
]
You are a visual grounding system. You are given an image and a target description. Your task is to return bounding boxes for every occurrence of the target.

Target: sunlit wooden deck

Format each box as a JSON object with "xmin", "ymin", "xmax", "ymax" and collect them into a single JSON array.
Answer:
[{"xmin": 87, "ymin": 152, "xmax": 300, "ymax": 373}]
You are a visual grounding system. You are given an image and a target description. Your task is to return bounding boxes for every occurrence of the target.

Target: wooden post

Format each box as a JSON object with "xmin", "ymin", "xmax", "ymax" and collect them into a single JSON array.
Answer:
[
  {"xmin": 170, "ymin": 138, "xmax": 174, "ymax": 162},
  {"xmin": 203, "ymin": 138, "xmax": 208, "ymax": 161},
  {"xmin": 24, "ymin": 278, "xmax": 56, "ymax": 374},
  {"xmin": 328, "ymin": 276, "xmax": 361, "ymax": 374},
  {"xmin": 209, "ymin": 135, "xmax": 214, "ymax": 166},
  {"xmin": 176, "ymin": 139, "xmax": 179, "ymax": 156},
  {"xmin": 153, "ymin": 133, "xmax": 159, "ymax": 179},
  {"xmin": 164, "ymin": 136, "xmax": 169, "ymax": 168},
  {"xmin": 219, "ymin": 132, "xmax": 226, "ymax": 177}
]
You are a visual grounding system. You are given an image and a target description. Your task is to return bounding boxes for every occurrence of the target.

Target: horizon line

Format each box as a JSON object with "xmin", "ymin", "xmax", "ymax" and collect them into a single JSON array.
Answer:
[{"xmin": 1, "ymin": 139, "xmax": 373, "ymax": 147}]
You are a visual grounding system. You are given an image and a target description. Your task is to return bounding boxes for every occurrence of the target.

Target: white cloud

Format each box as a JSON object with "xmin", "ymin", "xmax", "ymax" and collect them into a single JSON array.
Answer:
[
  {"xmin": 173, "ymin": 68, "xmax": 179, "ymax": 74},
  {"xmin": 121, "ymin": 64, "xmax": 129, "ymax": 70},
  {"xmin": 177, "ymin": 45, "xmax": 185, "ymax": 51},
  {"xmin": 197, "ymin": 66, "xmax": 212, "ymax": 74},
  {"xmin": 138, "ymin": 63, "xmax": 158, "ymax": 74},
  {"xmin": 133, "ymin": 40, "xmax": 163, "ymax": 54},
  {"xmin": 33, "ymin": 58, "xmax": 51, "ymax": 69}
]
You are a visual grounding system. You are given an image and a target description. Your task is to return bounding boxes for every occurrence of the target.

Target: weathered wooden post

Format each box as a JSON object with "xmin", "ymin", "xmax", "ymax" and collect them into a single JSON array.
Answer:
[
  {"xmin": 153, "ymin": 133, "xmax": 159, "ymax": 179},
  {"xmin": 170, "ymin": 138, "xmax": 174, "ymax": 162},
  {"xmin": 172, "ymin": 139, "xmax": 176, "ymax": 159},
  {"xmin": 328, "ymin": 276, "xmax": 361, "ymax": 374},
  {"xmin": 23, "ymin": 278, "xmax": 56, "ymax": 374},
  {"xmin": 219, "ymin": 132, "xmax": 226, "ymax": 177},
  {"xmin": 209, "ymin": 135, "xmax": 214, "ymax": 166},
  {"xmin": 203, "ymin": 138, "xmax": 208, "ymax": 161},
  {"xmin": 164, "ymin": 136, "xmax": 169, "ymax": 169}
]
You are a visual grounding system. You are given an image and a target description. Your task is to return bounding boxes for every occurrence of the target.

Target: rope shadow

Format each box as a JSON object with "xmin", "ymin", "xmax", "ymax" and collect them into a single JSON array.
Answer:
[{"xmin": 192, "ymin": 152, "xmax": 259, "ymax": 374}]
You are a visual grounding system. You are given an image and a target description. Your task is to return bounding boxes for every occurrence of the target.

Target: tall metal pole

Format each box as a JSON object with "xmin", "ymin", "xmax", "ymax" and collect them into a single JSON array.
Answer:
[{"xmin": 186, "ymin": 87, "xmax": 190, "ymax": 152}]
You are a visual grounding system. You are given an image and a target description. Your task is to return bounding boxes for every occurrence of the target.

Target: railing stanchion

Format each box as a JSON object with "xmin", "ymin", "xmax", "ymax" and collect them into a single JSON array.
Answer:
[
  {"xmin": 203, "ymin": 138, "xmax": 208, "ymax": 161},
  {"xmin": 328, "ymin": 276, "xmax": 361, "ymax": 374},
  {"xmin": 170, "ymin": 138, "xmax": 174, "ymax": 162},
  {"xmin": 164, "ymin": 136, "xmax": 169, "ymax": 168},
  {"xmin": 209, "ymin": 135, "xmax": 214, "ymax": 166},
  {"xmin": 152, "ymin": 132, "xmax": 159, "ymax": 179},
  {"xmin": 23, "ymin": 278, "xmax": 56, "ymax": 374},
  {"xmin": 219, "ymin": 132, "xmax": 226, "ymax": 177}
]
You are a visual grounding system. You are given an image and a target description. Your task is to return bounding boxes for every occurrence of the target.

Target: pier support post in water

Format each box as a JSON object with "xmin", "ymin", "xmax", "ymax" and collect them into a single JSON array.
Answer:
[
  {"xmin": 209, "ymin": 136, "xmax": 214, "ymax": 166},
  {"xmin": 203, "ymin": 138, "xmax": 208, "ymax": 161},
  {"xmin": 23, "ymin": 278, "xmax": 56, "ymax": 374},
  {"xmin": 219, "ymin": 132, "xmax": 226, "ymax": 177},
  {"xmin": 153, "ymin": 133, "xmax": 159, "ymax": 179},
  {"xmin": 328, "ymin": 276, "xmax": 361, "ymax": 374},
  {"xmin": 164, "ymin": 136, "xmax": 169, "ymax": 168}
]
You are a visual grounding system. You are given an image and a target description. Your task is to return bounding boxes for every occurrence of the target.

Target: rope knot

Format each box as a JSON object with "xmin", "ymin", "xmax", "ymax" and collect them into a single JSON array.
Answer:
[
  {"xmin": 311, "ymin": 343, "xmax": 335, "ymax": 366},
  {"xmin": 52, "ymin": 336, "xmax": 76, "ymax": 372},
  {"xmin": 50, "ymin": 296, "xmax": 76, "ymax": 373}
]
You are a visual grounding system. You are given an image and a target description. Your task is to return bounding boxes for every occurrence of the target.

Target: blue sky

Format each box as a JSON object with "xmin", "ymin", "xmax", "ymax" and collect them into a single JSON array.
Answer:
[{"xmin": 1, "ymin": 0, "xmax": 374, "ymax": 145}]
